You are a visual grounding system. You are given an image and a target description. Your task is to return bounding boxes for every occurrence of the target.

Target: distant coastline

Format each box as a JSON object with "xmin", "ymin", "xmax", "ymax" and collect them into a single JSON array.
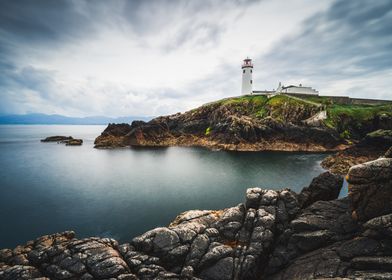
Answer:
[{"xmin": 0, "ymin": 113, "xmax": 152, "ymax": 125}]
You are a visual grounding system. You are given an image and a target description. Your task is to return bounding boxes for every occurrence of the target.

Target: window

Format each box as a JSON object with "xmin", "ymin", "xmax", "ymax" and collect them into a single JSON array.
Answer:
[
  {"xmin": 243, "ymin": 69, "xmax": 245, "ymax": 73},
  {"xmin": 250, "ymin": 80, "xmax": 252, "ymax": 84},
  {"xmin": 250, "ymin": 70, "xmax": 252, "ymax": 73}
]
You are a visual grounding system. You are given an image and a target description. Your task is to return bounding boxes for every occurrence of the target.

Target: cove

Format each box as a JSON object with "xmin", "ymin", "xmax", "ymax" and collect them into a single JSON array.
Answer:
[{"xmin": 0, "ymin": 125, "xmax": 328, "ymax": 248}]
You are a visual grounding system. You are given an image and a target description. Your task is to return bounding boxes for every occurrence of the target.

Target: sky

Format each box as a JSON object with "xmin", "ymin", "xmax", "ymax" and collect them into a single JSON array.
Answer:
[{"xmin": 0, "ymin": 0, "xmax": 391, "ymax": 117}]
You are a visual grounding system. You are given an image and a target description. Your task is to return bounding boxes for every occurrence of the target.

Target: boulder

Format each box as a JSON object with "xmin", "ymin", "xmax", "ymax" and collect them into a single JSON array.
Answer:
[
  {"xmin": 298, "ymin": 171, "xmax": 343, "ymax": 208},
  {"xmin": 347, "ymin": 158, "xmax": 392, "ymax": 222}
]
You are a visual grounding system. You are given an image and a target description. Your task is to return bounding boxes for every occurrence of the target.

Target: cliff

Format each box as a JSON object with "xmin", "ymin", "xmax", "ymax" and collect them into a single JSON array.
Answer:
[
  {"xmin": 1, "ymin": 150, "xmax": 392, "ymax": 280},
  {"xmin": 94, "ymin": 95, "xmax": 392, "ymax": 152}
]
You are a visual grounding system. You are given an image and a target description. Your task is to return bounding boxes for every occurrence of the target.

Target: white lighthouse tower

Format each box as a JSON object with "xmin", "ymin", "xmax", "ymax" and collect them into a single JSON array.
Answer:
[{"xmin": 241, "ymin": 57, "xmax": 253, "ymax": 95}]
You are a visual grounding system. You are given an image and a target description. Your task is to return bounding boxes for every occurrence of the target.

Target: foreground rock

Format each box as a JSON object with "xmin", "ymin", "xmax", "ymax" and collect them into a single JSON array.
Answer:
[
  {"xmin": 41, "ymin": 136, "xmax": 83, "ymax": 146},
  {"xmin": 321, "ymin": 129, "xmax": 392, "ymax": 174},
  {"xmin": 1, "ymin": 159, "xmax": 392, "ymax": 279}
]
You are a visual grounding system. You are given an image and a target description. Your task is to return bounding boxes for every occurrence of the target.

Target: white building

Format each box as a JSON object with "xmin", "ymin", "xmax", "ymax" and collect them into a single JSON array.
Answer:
[
  {"xmin": 241, "ymin": 58, "xmax": 253, "ymax": 95},
  {"xmin": 240, "ymin": 58, "xmax": 319, "ymax": 96},
  {"xmin": 275, "ymin": 82, "xmax": 319, "ymax": 95}
]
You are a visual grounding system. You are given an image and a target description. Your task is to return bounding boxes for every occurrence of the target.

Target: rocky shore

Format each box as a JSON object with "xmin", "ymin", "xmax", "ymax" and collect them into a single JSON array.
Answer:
[
  {"xmin": 1, "ymin": 148, "xmax": 391, "ymax": 280},
  {"xmin": 93, "ymin": 95, "xmax": 345, "ymax": 152},
  {"xmin": 321, "ymin": 129, "xmax": 392, "ymax": 174},
  {"xmin": 94, "ymin": 116, "xmax": 346, "ymax": 152}
]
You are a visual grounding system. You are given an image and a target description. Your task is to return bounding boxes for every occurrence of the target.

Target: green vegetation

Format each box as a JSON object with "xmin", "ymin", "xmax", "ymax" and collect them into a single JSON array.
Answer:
[
  {"xmin": 205, "ymin": 127, "xmax": 212, "ymax": 136},
  {"xmin": 220, "ymin": 95, "xmax": 268, "ymax": 107},
  {"xmin": 212, "ymin": 95, "xmax": 269, "ymax": 117},
  {"xmin": 325, "ymin": 104, "xmax": 392, "ymax": 128},
  {"xmin": 203, "ymin": 94, "xmax": 391, "ymax": 137},
  {"xmin": 339, "ymin": 130, "xmax": 351, "ymax": 139},
  {"xmin": 267, "ymin": 94, "xmax": 309, "ymax": 107}
]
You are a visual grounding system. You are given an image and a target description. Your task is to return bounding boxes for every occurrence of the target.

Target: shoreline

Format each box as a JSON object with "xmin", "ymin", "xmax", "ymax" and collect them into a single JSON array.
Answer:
[{"xmin": 1, "ymin": 155, "xmax": 391, "ymax": 279}]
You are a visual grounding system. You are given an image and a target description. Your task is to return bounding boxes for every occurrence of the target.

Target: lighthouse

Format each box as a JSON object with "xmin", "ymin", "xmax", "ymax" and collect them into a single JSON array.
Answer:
[{"xmin": 241, "ymin": 57, "xmax": 253, "ymax": 95}]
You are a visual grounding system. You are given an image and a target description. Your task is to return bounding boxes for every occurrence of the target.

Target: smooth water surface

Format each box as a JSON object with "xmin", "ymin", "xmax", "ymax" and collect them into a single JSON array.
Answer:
[{"xmin": 0, "ymin": 125, "xmax": 328, "ymax": 248}]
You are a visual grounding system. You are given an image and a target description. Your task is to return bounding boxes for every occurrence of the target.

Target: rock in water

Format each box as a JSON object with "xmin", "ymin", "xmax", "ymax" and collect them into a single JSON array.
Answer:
[
  {"xmin": 41, "ymin": 136, "xmax": 73, "ymax": 142},
  {"xmin": 65, "ymin": 139, "xmax": 83, "ymax": 146},
  {"xmin": 41, "ymin": 136, "xmax": 83, "ymax": 146}
]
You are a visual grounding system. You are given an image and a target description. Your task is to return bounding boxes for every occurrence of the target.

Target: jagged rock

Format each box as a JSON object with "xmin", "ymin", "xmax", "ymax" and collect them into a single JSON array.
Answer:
[
  {"xmin": 94, "ymin": 123, "xmax": 133, "ymax": 148},
  {"xmin": 347, "ymin": 157, "xmax": 392, "ymax": 222},
  {"xmin": 298, "ymin": 171, "xmax": 343, "ymax": 208},
  {"xmin": 93, "ymin": 97, "xmax": 347, "ymax": 151}
]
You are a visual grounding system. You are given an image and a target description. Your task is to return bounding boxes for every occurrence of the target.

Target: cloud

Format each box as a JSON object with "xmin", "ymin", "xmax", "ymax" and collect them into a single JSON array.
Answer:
[
  {"xmin": 0, "ymin": 0, "xmax": 390, "ymax": 117},
  {"xmin": 255, "ymin": 0, "xmax": 392, "ymax": 99}
]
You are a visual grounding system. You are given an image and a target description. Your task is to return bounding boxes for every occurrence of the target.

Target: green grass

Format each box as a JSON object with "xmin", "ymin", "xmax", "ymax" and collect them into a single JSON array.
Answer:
[
  {"xmin": 220, "ymin": 95, "xmax": 268, "ymax": 106},
  {"xmin": 324, "ymin": 104, "xmax": 392, "ymax": 134},
  {"xmin": 216, "ymin": 95, "xmax": 269, "ymax": 117},
  {"xmin": 267, "ymin": 95, "xmax": 307, "ymax": 107},
  {"xmin": 203, "ymin": 94, "xmax": 391, "ymax": 134},
  {"xmin": 205, "ymin": 127, "xmax": 212, "ymax": 136},
  {"xmin": 327, "ymin": 104, "xmax": 392, "ymax": 121}
]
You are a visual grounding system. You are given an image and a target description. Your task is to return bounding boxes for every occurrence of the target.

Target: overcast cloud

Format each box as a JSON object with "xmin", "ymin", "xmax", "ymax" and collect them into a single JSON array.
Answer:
[{"xmin": 0, "ymin": 0, "xmax": 390, "ymax": 117}]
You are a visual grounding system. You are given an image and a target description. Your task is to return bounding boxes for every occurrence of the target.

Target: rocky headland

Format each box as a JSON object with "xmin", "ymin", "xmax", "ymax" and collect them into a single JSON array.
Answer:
[
  {"xmin": 1, "ymin": 148, "xmax": 391, "ymax": 280},
  {"xmin": 94, "ymin": 95, "xmax": 391, "ymax": 153}
]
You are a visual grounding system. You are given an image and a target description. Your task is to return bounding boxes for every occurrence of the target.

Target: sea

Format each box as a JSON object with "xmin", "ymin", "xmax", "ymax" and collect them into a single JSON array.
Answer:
[{"xmin": 0, "ymin": 125, "xmax": 344, "ymax": 248}]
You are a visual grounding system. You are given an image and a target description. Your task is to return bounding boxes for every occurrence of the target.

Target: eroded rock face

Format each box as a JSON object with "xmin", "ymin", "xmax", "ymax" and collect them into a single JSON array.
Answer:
[
  {"xmin": 347, "ymin": 157, "xmax": 392, "ymax": 222},
  {"xmin": 297, "ymin": 172, "xmax": 343, "ymax": 208},
  {"xmin": 2, "ymin": 160, "xmax": 392, "ymax": 279},
  {"xmin": 93, "ymin": 101, "xmax": 345, "ymax": 152}
]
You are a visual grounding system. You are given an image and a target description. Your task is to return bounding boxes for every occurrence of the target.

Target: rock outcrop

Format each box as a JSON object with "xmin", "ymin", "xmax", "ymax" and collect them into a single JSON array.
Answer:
[
  {"xmin": 94, "ymin": 94, "xmax": 391, "ymax": 152},
  {"xmin": 321, "ymin": 129, "xmax": 392, "ymax": 174},
  {"xmin": 94, "ymin": 99, "xmax": 346, "ymax": 152},
  {"xmin": 41, "ymin": 136, "xmax": 83, "ymax": 146},
  {"xmin": 41, "ymin": 136, "xmax": 73, "ymax": 142},
  {"xmin": 1, "ymin": 159, "xmax": 392, "ymax": 280}
]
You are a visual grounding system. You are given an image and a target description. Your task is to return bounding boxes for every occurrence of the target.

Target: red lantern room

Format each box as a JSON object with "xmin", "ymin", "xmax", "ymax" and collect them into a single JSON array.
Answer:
[{"xmin": 242, "ymin": 57, "xmax": 253, "ymax": 68}]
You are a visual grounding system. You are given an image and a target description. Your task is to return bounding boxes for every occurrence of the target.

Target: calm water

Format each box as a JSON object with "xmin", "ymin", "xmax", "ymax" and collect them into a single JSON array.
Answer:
[{"xmin": 0, "ymin": 125, "xmax": 329, "ymax": 248}]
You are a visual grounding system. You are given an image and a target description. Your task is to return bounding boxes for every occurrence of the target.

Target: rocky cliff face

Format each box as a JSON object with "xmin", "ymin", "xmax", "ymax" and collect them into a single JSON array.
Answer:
[
  {"xmin": 1, "ymin": 151, "xmax": 392, "ymax": 280},
  {"xmin": 94, "ymin": 96, "xmax": 347, "ymax": 152},
  {"xmin": 94, "ymin": 95, "xmax": 391, "ymax": 152}
]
